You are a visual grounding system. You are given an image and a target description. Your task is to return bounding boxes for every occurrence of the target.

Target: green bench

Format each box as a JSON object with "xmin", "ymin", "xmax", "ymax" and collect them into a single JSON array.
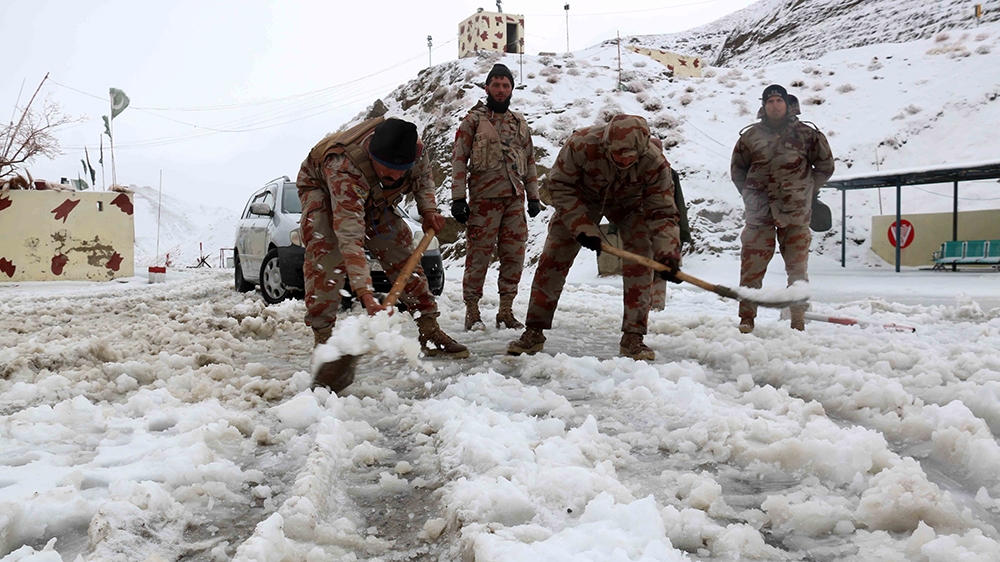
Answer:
[{"xmin": 932, "ymin": 239, "xmax": 1000, "ymax": 271}]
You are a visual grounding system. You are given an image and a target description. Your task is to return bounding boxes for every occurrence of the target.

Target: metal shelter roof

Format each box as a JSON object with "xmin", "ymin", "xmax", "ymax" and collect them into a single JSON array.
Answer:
[
  {"xmin": 825, "ymin": 162, "xmax": 1000, "ymax": 191},
  {"xmin": 820, "ymin": 161, "xmax": 1000, "ymax": 271}
]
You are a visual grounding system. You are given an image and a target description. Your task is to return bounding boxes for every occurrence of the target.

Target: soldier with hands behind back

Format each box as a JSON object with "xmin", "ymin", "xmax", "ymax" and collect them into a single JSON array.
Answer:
[
  {"xmin": 451, "ymin": 63, "xmax": 541, "ymax": 332},
  {"xmin": 731, "ymin": 85, "xmax": 834, "ymax": 333}
]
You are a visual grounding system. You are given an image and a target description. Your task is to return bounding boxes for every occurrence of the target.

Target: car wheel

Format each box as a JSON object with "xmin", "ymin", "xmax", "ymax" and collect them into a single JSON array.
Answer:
[
  {"xmin": 234, "ymin": 252, "xmax": 254, "ymax": 293},
  {"xmin": 259, "ymin": 248, "xmax": 289, "ymax": 304}
]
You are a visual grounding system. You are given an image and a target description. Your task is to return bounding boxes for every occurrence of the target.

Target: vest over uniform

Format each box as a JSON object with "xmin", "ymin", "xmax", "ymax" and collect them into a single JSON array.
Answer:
[
  {"xmin": 296, "ymin": 117, "xmax": 438, "ymax": 299},
  {"xmin": 452, "ymin": 102, "xmax": 539, "ymax": 201}
]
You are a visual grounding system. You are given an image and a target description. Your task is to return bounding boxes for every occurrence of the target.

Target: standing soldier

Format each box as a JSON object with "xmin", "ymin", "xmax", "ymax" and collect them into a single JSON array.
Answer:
[
  {"xmin": 507, "ymin": 114, "xmax": 683, "ymax": 360},
  {"xmin": 731, "ymin": 84, "xmax": 835, "ymax": 333},
  {"xmin": 298, "ymin": 117, "xmax": 468, "ymax": 392},
  {"xmin": 451, "ymin": 63, "xmax": 541, "ymax": 331}
]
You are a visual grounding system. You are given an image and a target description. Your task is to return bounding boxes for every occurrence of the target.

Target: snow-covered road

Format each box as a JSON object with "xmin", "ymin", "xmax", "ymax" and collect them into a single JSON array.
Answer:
[{"xmin": 3, "ymin": 262, "xmax": 1000, "ymax": 561}]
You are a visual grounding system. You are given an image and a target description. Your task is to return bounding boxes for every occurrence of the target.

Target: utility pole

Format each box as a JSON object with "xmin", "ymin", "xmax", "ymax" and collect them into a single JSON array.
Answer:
[
  {"xmin": 617, "ymin": 31, "xmax": 622, "ymax": 91},
  {"xmin": 564, "ymin": 4, "xmax": 570, "ymax": 53},
  {"xmin": 427, "ymin": 35, "xmax": 433, "ymax": 67}
]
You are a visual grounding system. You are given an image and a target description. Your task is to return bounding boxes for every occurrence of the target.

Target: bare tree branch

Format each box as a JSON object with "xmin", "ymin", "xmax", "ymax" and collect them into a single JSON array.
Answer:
[{"xmin": 0, "ymin": 97, "xmax": 82, "ymax": 180}]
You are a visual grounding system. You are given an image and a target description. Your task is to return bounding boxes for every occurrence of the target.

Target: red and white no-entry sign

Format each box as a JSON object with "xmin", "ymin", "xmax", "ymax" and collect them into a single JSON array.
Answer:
[{"xmin": 887, "ymin": 219, "xmax": 915, "ymax": 249}]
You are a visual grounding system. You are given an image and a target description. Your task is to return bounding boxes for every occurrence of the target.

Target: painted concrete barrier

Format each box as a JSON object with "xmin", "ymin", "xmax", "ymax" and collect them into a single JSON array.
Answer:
[{"xmin": 0, "ymin": 190, "xmax": 135, "ymax": 282}]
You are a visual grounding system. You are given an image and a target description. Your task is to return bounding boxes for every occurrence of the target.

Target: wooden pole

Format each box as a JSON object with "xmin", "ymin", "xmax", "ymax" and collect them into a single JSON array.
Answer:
[
  {"xmin": 383, "ymin": 229, "xmax": 435, "ymax": 308},
  {"xmin": 109, "ymin": 95, "xmax": 117, "ymax": 188},
  {"xmin": 2, "ymin": 73, "xmax": 48, "ymax": 162}
]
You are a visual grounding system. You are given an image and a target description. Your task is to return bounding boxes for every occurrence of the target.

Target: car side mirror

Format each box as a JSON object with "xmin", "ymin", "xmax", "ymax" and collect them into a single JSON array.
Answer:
[{"xmin": 250, "ymin": 202, "xmax": 273, "ymax": 216}]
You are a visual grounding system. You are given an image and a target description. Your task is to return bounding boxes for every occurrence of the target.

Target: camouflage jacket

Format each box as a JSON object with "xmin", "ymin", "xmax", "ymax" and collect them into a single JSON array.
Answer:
[
  {"xmin": 297, "ymin": 129, "xmax": 438, "ymax": 298},
  {"xmin": 451, "ymin": 101, "xmax": 539, "ymax": 201},
  {"xmin": 547, "ymin": 122, "xmax": 681, "ymax": 262},
  {"xmin": 731, "ymin": 115, "xmax": 835, "ymax": 227}
]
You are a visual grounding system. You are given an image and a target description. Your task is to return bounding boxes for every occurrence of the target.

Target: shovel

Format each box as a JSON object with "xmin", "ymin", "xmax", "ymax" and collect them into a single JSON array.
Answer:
[
  {"xmin": 600, "ymin": 242, "xmax": 809, "ymax": 309},
  {"xmin": 312, "ymin": 228, "xmax": 437, "ymax": 393}
]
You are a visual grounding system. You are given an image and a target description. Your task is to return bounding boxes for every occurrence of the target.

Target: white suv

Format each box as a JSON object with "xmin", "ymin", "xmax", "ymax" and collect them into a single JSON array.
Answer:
[{"xmin": 234, "ymin": 176, "xmax": 444, "ymax": 304}]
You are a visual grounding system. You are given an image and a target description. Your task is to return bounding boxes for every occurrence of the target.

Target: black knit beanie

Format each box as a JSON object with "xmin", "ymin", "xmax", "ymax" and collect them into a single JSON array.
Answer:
[
  {"xmin": 369, "ymin": 118, "xmax": 418, "ymax": 170},
  {"xmin": 486, "ymin": 63, "xmax": 515, "ymax": 86},
  {"xmin": 761, "ymin": 84, "xmax": 788, "ymax": 106}
]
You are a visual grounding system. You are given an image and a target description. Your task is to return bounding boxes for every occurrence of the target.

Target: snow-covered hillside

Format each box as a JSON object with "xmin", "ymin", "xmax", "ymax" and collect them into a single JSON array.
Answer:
[
  {"xmin": 618, "ymin": 0, "xmax": 1000, "ymax": 68},
  {"xmin": 131, "ymin": 185, "xmax": 238, "ymax": 269},
  {"xmin": 343, "ymin": 21, "xmax": 1000, "ymax": 270}
]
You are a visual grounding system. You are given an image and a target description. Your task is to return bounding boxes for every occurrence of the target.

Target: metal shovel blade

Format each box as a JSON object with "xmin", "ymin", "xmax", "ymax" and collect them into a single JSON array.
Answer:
[{"xmin": 312, "ymin": 354, "xmax": 358, "ymax": 394}]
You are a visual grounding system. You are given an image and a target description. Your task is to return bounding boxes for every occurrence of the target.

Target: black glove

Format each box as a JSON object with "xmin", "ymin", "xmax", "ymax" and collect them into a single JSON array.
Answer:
[
  {"xmin": 658, "ymin": 255, "xmax": 682, "ymax": 284},
  {"xmin": 576, "ymin": 233, "xmax": 602, "ymax": 255},
  {"xmin": 527, "ymin": 199, "xmax": 541, "ymax": 218},
  {"xmin": 451, "ymin": 199, "xmax": 470, "ymax": 224}
]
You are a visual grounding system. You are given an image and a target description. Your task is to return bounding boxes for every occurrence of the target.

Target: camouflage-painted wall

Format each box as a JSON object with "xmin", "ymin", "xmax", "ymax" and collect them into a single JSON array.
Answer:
[
  {"xmin": 0, "ymin": 190, "xmax": 134, "ymax": 282},
  {"xmin": 626, "ymin": 46, "xmax": 703, "ymax": 78},
  {"xmin": 459, "ymin": 11, "xmax": 524, "ymax": 58}
]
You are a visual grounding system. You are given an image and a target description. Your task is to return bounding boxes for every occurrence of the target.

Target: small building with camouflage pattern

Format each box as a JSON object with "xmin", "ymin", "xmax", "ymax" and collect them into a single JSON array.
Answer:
[
  {"xmin": 626, "ymin": 46, "xmax": 703, "ymax": 78},
  {"xmin": 459, "ymin": 11, "xmax": 524, "ymax": 58}
]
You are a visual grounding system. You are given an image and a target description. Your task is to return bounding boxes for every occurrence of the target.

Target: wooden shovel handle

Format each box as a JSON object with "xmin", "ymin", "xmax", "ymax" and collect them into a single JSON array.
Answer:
[
  {"xmin": 599, "ymin": 242, "xmax": 740, "ymax": 300},
  {"xmin": 383, "ymin": 228, "xmax": 436, "ymax": 308}
]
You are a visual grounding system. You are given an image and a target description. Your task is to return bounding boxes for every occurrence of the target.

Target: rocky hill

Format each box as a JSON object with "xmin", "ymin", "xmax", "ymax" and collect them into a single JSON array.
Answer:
[
  {"xmin": 334, "ymin": 1, "xmax": 1000, "ymax": 269},
  {"xmin": 619, "ymin": 0, "xmax": 1000, "ymax": 68}
]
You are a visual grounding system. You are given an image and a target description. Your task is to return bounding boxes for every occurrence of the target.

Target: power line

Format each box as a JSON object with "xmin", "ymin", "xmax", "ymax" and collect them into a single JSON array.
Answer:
[
  {"xmin": 524, "ymin": 0, "xmax": 729, "ymax": 18},
  {"xmin": 54, "ymin": 38, "xmax": 460, "ymax": 150}
]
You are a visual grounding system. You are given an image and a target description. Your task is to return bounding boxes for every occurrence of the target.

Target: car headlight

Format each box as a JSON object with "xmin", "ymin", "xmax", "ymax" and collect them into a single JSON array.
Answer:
[{"xmin": 290, "ymin": 228, "xmax": 303, "ymax": 247}]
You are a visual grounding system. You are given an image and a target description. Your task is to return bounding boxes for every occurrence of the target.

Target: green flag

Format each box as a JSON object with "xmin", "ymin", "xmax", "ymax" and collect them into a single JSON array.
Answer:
[
  {"xmin": 110, "ymin": 88, "xmax": 130, "ymax": 119},
  {"xmin": 103, "ymin": 115, "xmax": 112, "ymax": 138},
  {"xmin": 84, "ymin": 147, "xmax": 96, "ymax": 185},
  {"xmin": 73, "ymin": 175, "xmax": 89, "ymax": 191}
]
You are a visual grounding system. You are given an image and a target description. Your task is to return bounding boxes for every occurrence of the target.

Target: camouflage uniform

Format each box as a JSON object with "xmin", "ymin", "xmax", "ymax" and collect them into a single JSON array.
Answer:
[
  {"xmin": 517, "ymin": 115, "xmax": 681, "ymax": 349},
  {"xmin": 452, "ymin": 101, "xmax": 539, "ymax": 327},
  {"xmin": 731, "ymin": 114, "xmax": 834, "ymax": 323},
  {"xmin": 296, "ymin": 123, "xmax": 440, "ymax": 332}
]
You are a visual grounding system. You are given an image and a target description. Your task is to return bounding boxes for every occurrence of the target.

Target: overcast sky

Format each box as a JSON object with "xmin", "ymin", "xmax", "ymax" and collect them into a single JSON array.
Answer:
[{"xmin": 2, "ymin": 0, "xmax": 757, "ymax": 210}]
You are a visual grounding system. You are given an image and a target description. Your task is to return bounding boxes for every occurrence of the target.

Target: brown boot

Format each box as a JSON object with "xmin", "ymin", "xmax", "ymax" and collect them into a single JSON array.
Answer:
[
  {"xmin": 417, "ymin": 316, "xmax": 470, "ymax": 358},
  {"xmin": 738, "ymin": 317, "xmax": 754, "ymax": 334},
  {"xmin": 495, "ymin": 294, "xmax": 525, "ymax": 330},
  {"xmin": 464, "ymin": 299, "xmax": 485, "ymax": 331},
  {"xmin": 507, "ymin": 328, "xmax": 545, "ymax": 356},
  {"xmin": 620, "ymin": 332, "xmax": 655, "ymax": 361},
  {"xmin": 790, "ymin": 308, "xmax": 805, "ymax": 331},
  {"xmin": 313, "ymin": 326, "xmax": 333, "ymax": 346}
]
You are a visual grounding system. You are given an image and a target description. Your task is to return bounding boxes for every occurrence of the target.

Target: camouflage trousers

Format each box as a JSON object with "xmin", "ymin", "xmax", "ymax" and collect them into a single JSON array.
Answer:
[
  {"xmin": 462, "ymin": 194, "xmax": 528, "ymax": 302},
  {"xmin": 739, "ymin": 222, "xmax": 811, "ymax": 319},
  {"xmin": 299, "ymin": 187, "xmax": 438, "ymax": 331},
  {"xmin": 525, "ymin": 206, "xmax": 654, "ymax": 334},
  {"xmin": 650, "ymin": 278, "xmax": 667, "ymax": 311}
]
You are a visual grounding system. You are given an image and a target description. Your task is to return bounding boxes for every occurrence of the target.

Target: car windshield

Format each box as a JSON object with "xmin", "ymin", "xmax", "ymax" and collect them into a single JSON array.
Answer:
[{"xmin": 282, "ymin": 183, "xmax": 301, "ymax": 214}]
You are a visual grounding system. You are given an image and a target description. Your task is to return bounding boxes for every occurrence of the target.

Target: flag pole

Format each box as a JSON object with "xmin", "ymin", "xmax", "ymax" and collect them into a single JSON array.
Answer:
[
  {"xmin": 156, "ymin": 169, "xmax": 163, "ymax": 264},
  {"xmin": 109, "ymin": 94, "xmax": 117, "ymax": 188},
  {"xmin": 99, "ymin": 136, "xmax": 106, "ymax": 190}
]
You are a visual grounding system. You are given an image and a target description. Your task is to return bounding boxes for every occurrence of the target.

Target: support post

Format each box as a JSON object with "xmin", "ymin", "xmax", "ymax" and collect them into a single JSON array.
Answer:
[
  {"xmin": 953, "ymin": 179, "xmax": 959, "ymax": 271},
  {"xmin": 894, "ymin": 179, "xmax": 902, "ymax": 273},
  {"xmin": 841, "ymin": 188, "xmax": 847, "ymax": 267}
]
